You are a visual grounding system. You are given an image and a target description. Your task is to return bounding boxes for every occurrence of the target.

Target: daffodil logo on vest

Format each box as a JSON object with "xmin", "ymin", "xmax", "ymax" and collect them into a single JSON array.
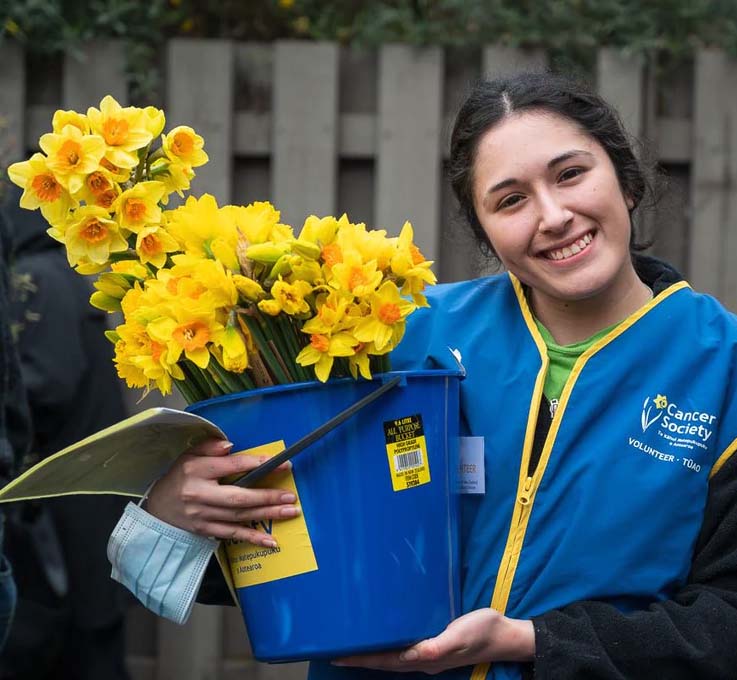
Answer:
[{"xmin": 641, "ymin": 393, "xmax": 716, "ymax": 451}]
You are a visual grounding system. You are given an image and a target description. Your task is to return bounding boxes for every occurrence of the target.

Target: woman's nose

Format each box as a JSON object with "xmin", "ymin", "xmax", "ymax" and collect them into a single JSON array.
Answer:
[{"xmin": 537, "ymin": 191, "xmax": 573, "ymax": 233}]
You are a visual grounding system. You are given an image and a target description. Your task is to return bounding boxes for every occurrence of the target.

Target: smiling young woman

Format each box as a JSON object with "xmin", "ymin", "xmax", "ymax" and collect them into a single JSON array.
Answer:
[{"xmin": 107, "ymin": 73, "xmax": 737, "ymax": 680}]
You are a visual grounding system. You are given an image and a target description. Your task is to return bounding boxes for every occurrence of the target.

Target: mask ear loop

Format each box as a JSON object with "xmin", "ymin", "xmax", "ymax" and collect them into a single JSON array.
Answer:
[{"xmin": 138, "ymin": 477, "xmax": 159, "ymax": 509}]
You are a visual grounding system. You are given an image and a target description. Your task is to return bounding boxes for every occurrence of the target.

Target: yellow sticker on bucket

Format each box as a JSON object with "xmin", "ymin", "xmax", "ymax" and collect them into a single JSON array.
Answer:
[
  {"xmin": 223, "ymin": 441, "xmax": 318, "ymax": 589},
  {"xmin": 383, "ymin": 414, "xmax": 431, "ymax": 491}
]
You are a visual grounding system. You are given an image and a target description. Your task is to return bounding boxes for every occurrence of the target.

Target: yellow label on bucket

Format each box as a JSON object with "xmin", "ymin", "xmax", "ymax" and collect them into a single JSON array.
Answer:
[
  {"xmin": 223, "ymin": 441, "xmax": 318, "ymax": 588},
  {"xmin": 383, "ymin": 414, "xmax": 431, "ymax": 491}
]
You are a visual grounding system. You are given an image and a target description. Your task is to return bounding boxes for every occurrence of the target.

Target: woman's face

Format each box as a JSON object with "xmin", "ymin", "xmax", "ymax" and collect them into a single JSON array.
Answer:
[{"xmin": 472, "ymin": 111, "xmax": 636, "ymax": 306}]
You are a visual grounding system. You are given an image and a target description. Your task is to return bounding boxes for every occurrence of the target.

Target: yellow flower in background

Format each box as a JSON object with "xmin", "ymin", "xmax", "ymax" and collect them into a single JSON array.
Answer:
[
  {"xmin": 169, "ymin": 255, "xmax": 239, "ymax": 309},
  {"xmin": 296, "ymin": 331, "xmax": 356, "ymax": 383},
  {"xmin": 75, "ymin": 168, "xmax": 120, "ymax": 211},
  {"xmin": 136, "ymin": 225, "xmax": 179, "ymax": 268},
  {"xmin": 232, "ymin": 274, "xmax": 266, "ymax": 302},
  {"xmin": 270, "ymin": 279, "xmax": 313, "ymax": 316},
  {"xmin": 87, "ymin": 95, "xmax": 154, "ymax": 169},
  {"xmin": 212, "ymin": 324, "xmax": 248, "ymax": 373},
  {"xmin": 39, "ymin": 124, "xmax": 106, "ymax": 194},
  {"xmin": 165, "ymin": 194, "xmax": 239, "ymax": 270},
  {"xmin": 52, "ymin": 110, "xmax": 90, "ymax": 135},
  {"xmin": 7, "ymin": 153, "xmax": 77, "ymax": 226},
  {"xmin": 162, "ymin": 125, "xmax": 208, "ymax": 168},
  {"xmin": 111, "ymin": 260, "xmax": 151, "ymax": 281},
  {"xmin": 64, "ymin": 205, "xmax": 128, "ymax": 266},
  {"xmin": 227, "ymin": 201, "xmax": 290, "ymax": 245},
  {"xmin": 100, "ymin": 158, "xmax": 131, "ymax": 183},
  {"xmin": 112, "ymin": 181, "xmax": 165, "ymax": 233},
  {"xmin": 353, "ymin": 281, "xmax": 415, "ymax": 352},
  {"xmin": 143, "ymin": 106, "xmax": 166, "ymax": 138},
  {"xmin": 298, "ymin": 214, "xmax": 342, "ymax": 248},
  {"xmin": 329, "ymin": 251, "xmax": 382, "ymax": 297},
  {"xmin": 151, "ymin": 158, "xmax": 195, "ymax": 204},
  {"xmin": 307, "ymin": 291, "xmax": 353, "ymax": 334}
]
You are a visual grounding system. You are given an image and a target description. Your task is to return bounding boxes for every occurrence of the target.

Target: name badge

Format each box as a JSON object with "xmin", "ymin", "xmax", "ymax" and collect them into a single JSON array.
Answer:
[{"xmin": 458, "ymin": 437, "xmax": 485, "ymax": 494}]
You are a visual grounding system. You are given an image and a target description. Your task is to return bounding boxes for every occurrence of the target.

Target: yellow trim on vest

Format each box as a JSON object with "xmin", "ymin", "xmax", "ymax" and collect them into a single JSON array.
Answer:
[
  {"xmin": 470, "ymin": 276, "xmax": 690, "ymax": 680},
  {"xmin": 711, "ymin": 437, "xmax": 737, "ymax": 479}
]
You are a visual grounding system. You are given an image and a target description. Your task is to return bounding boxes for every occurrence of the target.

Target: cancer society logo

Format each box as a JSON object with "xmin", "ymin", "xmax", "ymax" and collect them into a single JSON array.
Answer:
[{"xmin": 641, "ymin": 394, "xmax": 668, "ymax": 432}]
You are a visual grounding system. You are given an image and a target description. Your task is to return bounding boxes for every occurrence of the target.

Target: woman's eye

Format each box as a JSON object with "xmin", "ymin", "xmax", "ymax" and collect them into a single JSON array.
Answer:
[
  {"xmin": 558, "ymin": 167, "xmax": 584, "ymax": 182},
  {"xmin": 497, "ymin": 194, "xmax": 524, "ymax": 210}
]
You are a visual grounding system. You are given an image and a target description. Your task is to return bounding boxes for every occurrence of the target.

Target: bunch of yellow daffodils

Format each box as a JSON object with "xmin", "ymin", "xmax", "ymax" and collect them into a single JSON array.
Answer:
[{"xmin": 8, "ymin": 96, "xmax": 436, "ymax": 402}]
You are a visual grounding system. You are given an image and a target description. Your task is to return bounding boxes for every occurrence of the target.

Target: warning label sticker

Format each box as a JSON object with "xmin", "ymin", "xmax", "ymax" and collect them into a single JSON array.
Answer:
[{"xmin": 383, "ymin": 414, "xmax": 431, "ymax": 491}]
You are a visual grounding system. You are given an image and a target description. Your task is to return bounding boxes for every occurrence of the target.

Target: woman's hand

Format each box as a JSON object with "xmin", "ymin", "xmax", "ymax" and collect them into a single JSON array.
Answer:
[
  {"xmin": 145, "ymin": 438, "xmax": 300, "ymax": 547},
  {"xmin": 333, "ymin": 609, "xmax": 535, "ymax": 674}
]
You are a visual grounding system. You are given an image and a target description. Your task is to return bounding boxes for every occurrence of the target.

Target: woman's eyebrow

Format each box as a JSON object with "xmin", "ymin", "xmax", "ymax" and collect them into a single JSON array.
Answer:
[{"xmin": 548, "ymin": 149, "xmax": 594, "ymax": 168}]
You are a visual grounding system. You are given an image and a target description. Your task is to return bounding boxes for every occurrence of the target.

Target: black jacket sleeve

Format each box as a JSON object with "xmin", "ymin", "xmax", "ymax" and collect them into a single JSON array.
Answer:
[{"xmin": 532, "ymin": 451, "xmax": 737, "ymax": 679}]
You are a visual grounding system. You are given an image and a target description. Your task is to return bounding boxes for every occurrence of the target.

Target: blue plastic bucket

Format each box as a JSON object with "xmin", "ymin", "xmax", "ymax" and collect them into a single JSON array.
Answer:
[{"xmin": 187, "ymin": 369, "xmax": 461, "ymax": 662}]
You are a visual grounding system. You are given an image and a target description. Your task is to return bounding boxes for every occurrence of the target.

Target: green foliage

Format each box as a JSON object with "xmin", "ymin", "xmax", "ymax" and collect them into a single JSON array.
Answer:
[{"xmin": 3, "ymin": 0, "xmax": 737, "ymax": 94}]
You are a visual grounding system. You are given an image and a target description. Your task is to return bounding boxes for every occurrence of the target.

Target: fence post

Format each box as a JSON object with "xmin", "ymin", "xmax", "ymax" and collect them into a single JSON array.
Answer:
[
  {"xmin": 0, "ymin": 42, "xmax": 26, "ymax": 164},
  {"xmin": 596, "ymin": 49, "xmax": 645, "ymax": 139},
  {"xmin": 167, "ymin": 38, "xmax": 234, "ymax": 204},
  {"xmin": 63, "ymin": 40, "xmax": 128, "ymax": 110},
  {"xmin": 376, "ymin": 45, "xmax": 443, "ymax": 261},
  {"xmin": 722, "ymin": 56, "xmax": 737, "ymax": 311},
  {"xmin": 271, "ymin": 41, "xmax": 339, "ymax": 228},
  {"xmin": 482, "ymin": 46, "xmax": 546, "ymax": 77},
  {"xmin": 689, "ymin": 49, "xmax": 729, "ymax": 298}
]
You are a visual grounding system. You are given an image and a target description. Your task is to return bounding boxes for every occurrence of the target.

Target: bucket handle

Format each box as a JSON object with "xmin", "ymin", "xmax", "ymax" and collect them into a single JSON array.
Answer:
[{"xmin": 232, "ymin": 375, "xmax": 402, "ymax": 488}]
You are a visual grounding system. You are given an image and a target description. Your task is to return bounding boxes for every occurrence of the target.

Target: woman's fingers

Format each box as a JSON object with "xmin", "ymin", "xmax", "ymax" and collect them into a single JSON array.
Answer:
[
  {"xmin": 190, "ymin": 502, "xmax": 301, "ymax": 524},
  {"xmin": 192, "ymin": 520, "xmax": 280, "ymax": 546},
  {"xmin": 181, "ymin": 450, "xmax": 291, "ymax": 481},
  {"xmin": 186, "ymin": 438, "xmax": 233, "ymax": 456}
]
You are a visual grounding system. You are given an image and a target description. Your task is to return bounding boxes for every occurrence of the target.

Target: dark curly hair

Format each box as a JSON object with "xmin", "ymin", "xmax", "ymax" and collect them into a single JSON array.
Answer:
[{"xmin": 448, "ymin": 72, "xmax": 654, "ymax": 256}]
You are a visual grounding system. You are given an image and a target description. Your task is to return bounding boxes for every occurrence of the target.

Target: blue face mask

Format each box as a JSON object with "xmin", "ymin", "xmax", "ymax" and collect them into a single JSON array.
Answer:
[{"xmin": 107, "ymin": 501, "xmax": 218, "ymax": 624}]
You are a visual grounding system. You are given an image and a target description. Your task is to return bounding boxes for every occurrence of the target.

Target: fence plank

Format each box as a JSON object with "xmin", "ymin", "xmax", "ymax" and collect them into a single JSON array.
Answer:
[
  {"xmin": 597, "ymin": 49, "xmax": 644, "ymax": 139},
  {"xmin": 376, "ymin": 45, "xmax": 443, "ymax": 260},
  {"xmin": 63, "ymin": 40, "xmax": 128, "ymax": 111},
  {"xmin": 272, "ymin": 41, "xmax": 339, "ymax": 227},
  {"xmin": 167, "ymin": 38, "xmax": 234, "ymax": 203},
  {"xmin": 0, "ymin": 43, "xmax": 25, "ymax": 164},
  {"xmin": 689, "ymin": 49, "xmax": 729, "ymax": 296},
  {"xmin": 156, "ymin": 605, "xmax": 223, "ymax": 680},
  {"xmin": 482, "ymin": 46, "xmax": 546, "ymax": 78},
  {"xmin": 722, "ymin": 56, "xmax": 737, "ymax": 311}
]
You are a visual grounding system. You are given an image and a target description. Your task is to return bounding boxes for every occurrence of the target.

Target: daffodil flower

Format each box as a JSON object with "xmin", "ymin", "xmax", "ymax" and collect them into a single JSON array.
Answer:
[
  {"xmin": 63, "ymin": 205, "xmax": 128, "ymax": 267},
  {"xmin": 296, "ymin": 331, "xmax": 356, "ymax": 382},
  {"xmin": 39, "ymin": 124, "xmax": 106, "ymax": 194},
  {"xmin": 136, "ymin": 225, "xmax": 179, "ymax": 268},
  {"xmin": 162, "ymin": 125, "xmax": 208, "ymax": 168},
  {"xmin": 7, "ymin": 153, "xmax": 77, "ymax": 226},
  {"xmin": 353, "ymin": 281, "xmax": 415, "ymax": 352},
  {"xmin": 87, "ymin": 95, "xmax": 154, "ymax": 169},
  {"xmin": 111, "ymin": 181, "xmax": 165, "ymax": 233}
]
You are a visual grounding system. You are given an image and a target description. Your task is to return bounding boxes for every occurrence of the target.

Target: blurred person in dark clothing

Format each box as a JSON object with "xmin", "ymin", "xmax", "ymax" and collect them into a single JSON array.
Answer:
[
  {"xmin": 0, "ymin": 185, "xmax": 130, "ymax": 680},
  {"xmin": 0, "ymin": 201, "xmax": 31, "ymax": 654}
]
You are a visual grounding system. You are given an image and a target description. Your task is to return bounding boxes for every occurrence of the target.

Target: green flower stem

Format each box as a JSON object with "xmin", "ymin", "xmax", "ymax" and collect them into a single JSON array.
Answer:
[
  {"xmin": 278, "ymin": 316, "xmax": 311, "ymax": 382},
  {"xmin": 238, "ymin": 313, "xmax": 290, "ymax": 385},
  {"xmin": 237, "ymin": 370, "xmax": 256, "ymax": 391},
  {"xmin": 173, "ymin": 377, "xmax": 198, "ymax": 405},
  {"xmin": 182, "ymin": 360, "xmax": 219, "ymax": 399},
  {"xmin": 177, "ymin": 363, "xmax": 208, "ymax": 402},
  {"xmin": 254, "ymin": 310, "xmax": 294, "ymax": 380},
  {"xmin": 208, "ymin": 359, "xmax": 246, "ymax": 394}
]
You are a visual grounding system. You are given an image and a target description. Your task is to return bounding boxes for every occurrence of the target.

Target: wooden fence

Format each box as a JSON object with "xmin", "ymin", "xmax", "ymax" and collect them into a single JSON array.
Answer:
[{"xmin": 1, "ymin": 38, "xmax": 737, "ymax": 680}]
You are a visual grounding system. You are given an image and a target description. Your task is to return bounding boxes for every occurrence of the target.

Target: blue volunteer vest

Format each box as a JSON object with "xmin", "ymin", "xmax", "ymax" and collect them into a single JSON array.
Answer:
[{"xmin": 310, "ymin": 272, "xmax": 737, "ymax": 680}]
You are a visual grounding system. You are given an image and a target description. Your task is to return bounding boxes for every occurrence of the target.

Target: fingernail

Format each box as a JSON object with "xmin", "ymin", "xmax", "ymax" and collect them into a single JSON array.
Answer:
[
  {"xmin": 280, "ymin": 506, "xmax": 301, "ymax": 518},
  {"xmin": 220, "ymin": 440, "xmax": 234, "ymax": 451},
  {"xmin": 400, "ymin": 649, "xmax": 419, "ymax": 662},
  {"xmin": 280, "ymin": 493, "xmax": 297, "ymax": 503},
  {"xmin": 262, "ymin": 538, "xmax": 277, "ymax": 548}
]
